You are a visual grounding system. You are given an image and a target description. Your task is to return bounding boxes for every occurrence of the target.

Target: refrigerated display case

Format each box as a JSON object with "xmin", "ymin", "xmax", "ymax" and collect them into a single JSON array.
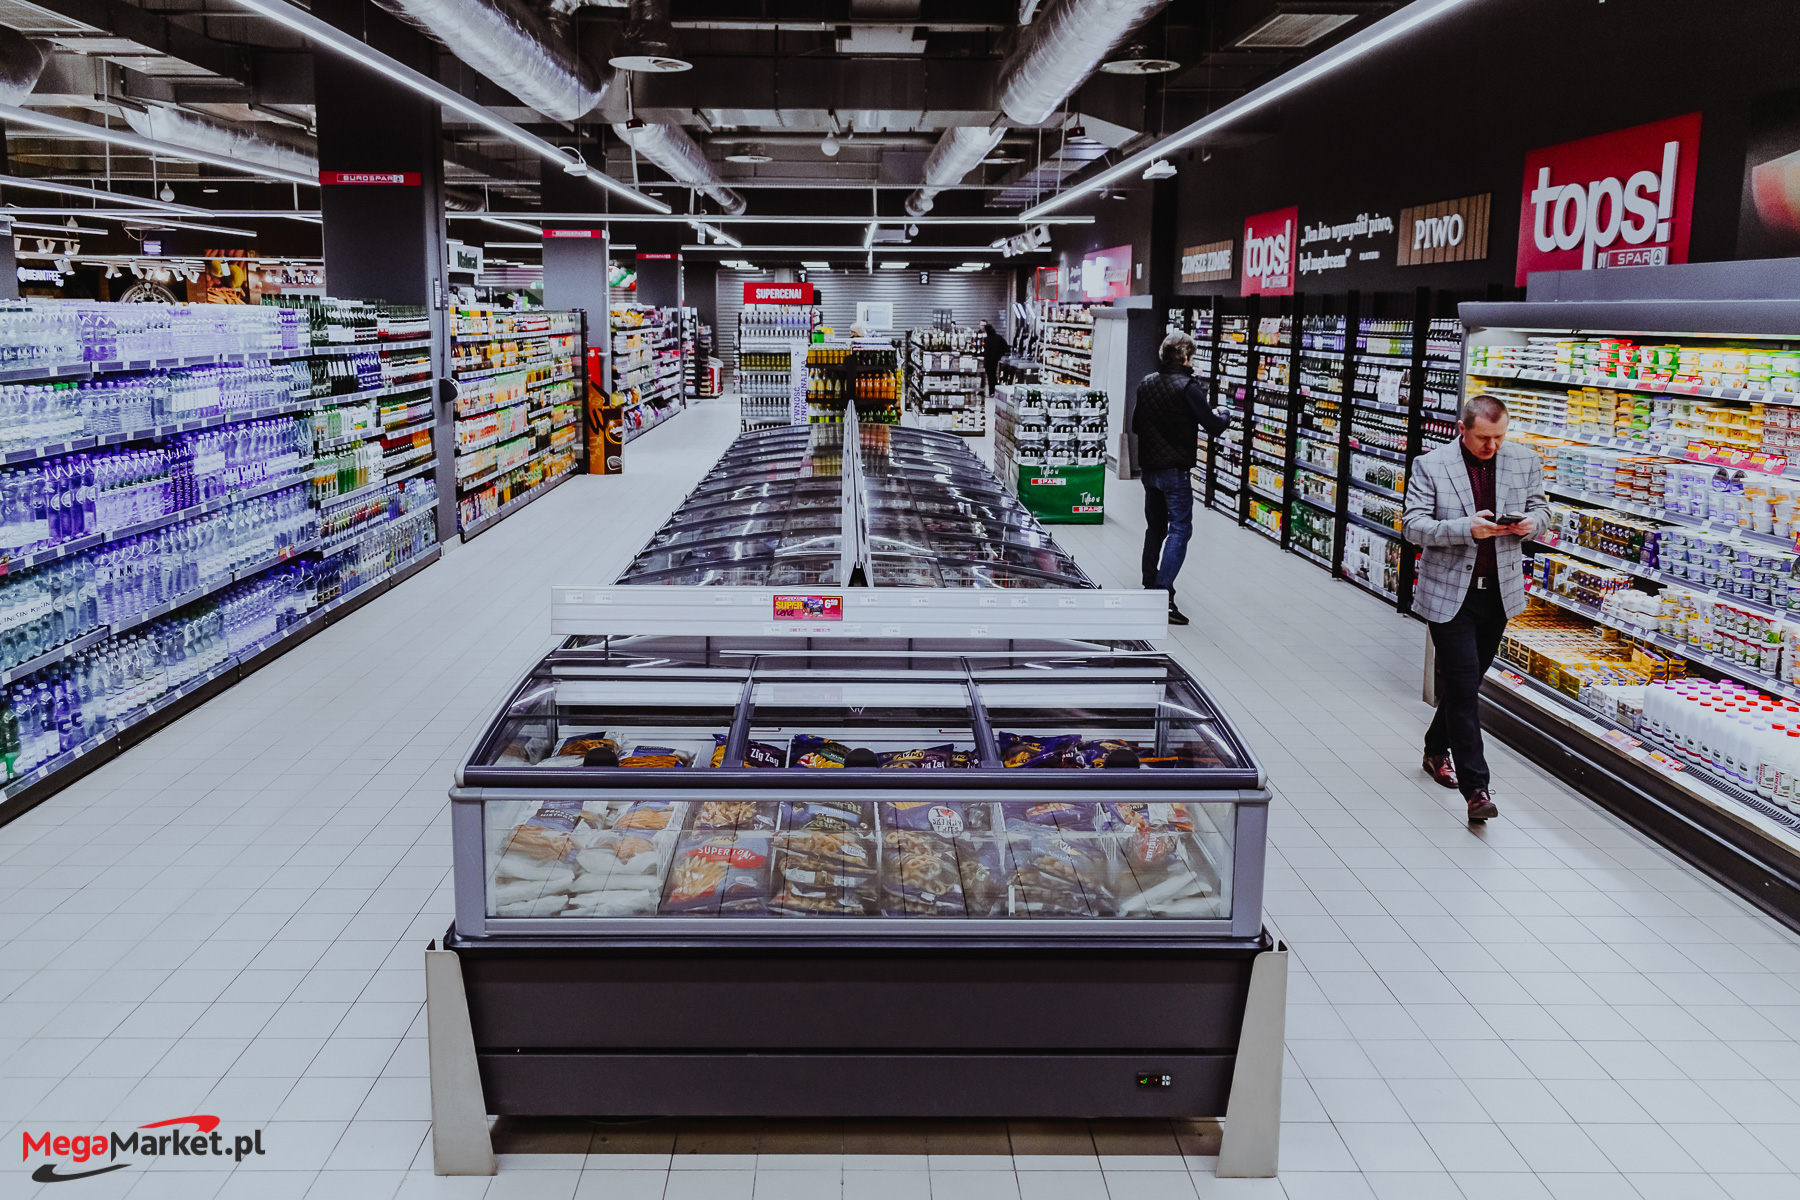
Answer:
[{"xmin": 427, "ymin": 414, "xmax": 1285, "ymax": 1168}]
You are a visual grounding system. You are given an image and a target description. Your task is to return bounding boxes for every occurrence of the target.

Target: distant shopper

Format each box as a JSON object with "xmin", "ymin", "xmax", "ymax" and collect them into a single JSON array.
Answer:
[
  {"xmin": 980, "ymin": 320, "xmax": 1009, "ymax": 391},
  {"xmin": 1401, "ymin": 393, "xmax": 1549, "ymax": 823},
  {"xmin": 1132, "ymin": 332, "xmax": 1233, "ymax": 626}
]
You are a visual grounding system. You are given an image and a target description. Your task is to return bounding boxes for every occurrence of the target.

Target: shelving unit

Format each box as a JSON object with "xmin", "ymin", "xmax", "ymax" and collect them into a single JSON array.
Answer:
[
  {"xmin": 1038, "ymin": 301, "xmax": 1095, "ymax": 386},
  {"xmin": 450, "ymin": 307, "xmax": 585, "ymax": 537},
  {"xmin": 904, "ymin": 328, "xmax": 987, "ymax": 435},
  {"xmin": 805, "ymin": 343, "xmax": 900, "ymax": 426},
  {"xmin": 1460, "ymin": 295, "xmax": 1800, "ymax": 930},
  {"xmin": 735, "ymin": 341, "xmax": 802, "ymax": 430},
  {"xmin": 0, "ymin": 297, "xmax": 443, "ymax": 821},
  {"xmin": 612, "ymin": 303, "xmax": 687, "ymax": 444},
  {"xmin": 992, "ymin": 381, "xmax": 1109, "ymax": 524}
]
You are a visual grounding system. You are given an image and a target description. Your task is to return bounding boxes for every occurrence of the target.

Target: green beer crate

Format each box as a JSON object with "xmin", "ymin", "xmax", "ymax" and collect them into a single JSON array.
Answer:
[{"xmin": 1017, "ymin": 462, "xmax": 1106, "ymax": 524}]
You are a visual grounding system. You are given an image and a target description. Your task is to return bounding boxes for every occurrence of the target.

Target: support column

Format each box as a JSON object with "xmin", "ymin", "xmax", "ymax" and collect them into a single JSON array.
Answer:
[{"xmin": 313, "ymin": 0, "xmax": 454, "ymax": 542}]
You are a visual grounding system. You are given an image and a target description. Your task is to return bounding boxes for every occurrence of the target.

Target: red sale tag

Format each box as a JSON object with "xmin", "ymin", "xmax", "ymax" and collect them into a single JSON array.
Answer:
[{"xmin": 773, "ymin": 595, "xmax": 842, "ymax": 622}]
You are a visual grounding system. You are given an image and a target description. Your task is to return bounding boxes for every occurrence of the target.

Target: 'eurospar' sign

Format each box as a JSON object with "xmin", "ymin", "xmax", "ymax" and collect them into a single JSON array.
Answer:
[
  {"xmin": 1241, "ymin": 206, "xmax": 1297, "ymax": 296},
  {"xmin": 1516, "ymin": 112, "xmax": 1702, "ymax": 284},
  {"xmin": 744, "ymin": 282, "xmax": 815, "ymax": 304},
  {"xmin": 318, "ymin": 171, "xmax": 420, "ymax": 186}
]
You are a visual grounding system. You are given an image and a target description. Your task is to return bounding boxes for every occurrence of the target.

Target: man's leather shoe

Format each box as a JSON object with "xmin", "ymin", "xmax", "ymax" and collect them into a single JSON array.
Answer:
[
  {"xmin": 1466, "ymin": 789, "xmax": 1499, "ymax": 822},
  {"xmin": 1168, "ymin": 601, "xmax": 1190, "ymax": 626},
  {"xmin": 1422, "ymin": 752, "xmax": 1458, "ymax": 789}
]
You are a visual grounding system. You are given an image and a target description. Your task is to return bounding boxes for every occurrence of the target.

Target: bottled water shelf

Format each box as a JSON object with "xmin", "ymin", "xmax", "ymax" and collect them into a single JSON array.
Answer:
[
  {"xmin": 318, "ymin": 505, "xmax": 436, "ymax": 558},
  {"xmin": 104, "ymin": 469, "xmax": 315, "ymax": 543},
  {"xmin": 0, "ymin": 627, "xmax": 110, "ymax": 687},
  {"xmin": 0, "ymin": 543, "xmax": 441, "ymax": 823},
  {"xmin": 0, "ymin": 336, "xmax": 435, "ymax": 387},
  {"xmin": 317, "ymin": 475, "xmax": 401, "ymax": 511}
]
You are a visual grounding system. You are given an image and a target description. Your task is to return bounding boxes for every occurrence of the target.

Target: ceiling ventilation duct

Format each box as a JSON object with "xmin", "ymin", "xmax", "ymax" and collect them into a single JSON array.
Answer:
[
  {"xmin": 904, "ymin": 0, "xmax": 1167, "ymax": 217},
  {"xmin": 612, "ymin": 119, "xmax": 747, "ymax": 215},
  {"xmin": 0, "ymin": 26, "xmax": 49, "ymax": 105},
  {"xmin": 371, "ymin": 0, "xmax": 609, "ymax": 121},
  {"xmin": 123, "ymin": 106, "xmax": 318, "ymax": 178}
]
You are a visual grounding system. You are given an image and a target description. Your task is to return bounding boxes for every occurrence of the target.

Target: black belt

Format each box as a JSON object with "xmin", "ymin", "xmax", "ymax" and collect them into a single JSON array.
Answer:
[{"xmin": 1472, "ymin": 576, "xmax": 1498, "ymax": 590}]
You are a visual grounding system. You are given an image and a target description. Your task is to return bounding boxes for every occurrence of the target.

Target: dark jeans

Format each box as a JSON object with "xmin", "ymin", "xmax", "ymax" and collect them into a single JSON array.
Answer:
[
  {"xmin": 1424, "ymin": 582, "xmax": 1509, "ymax": 797},
  {"xmin": 1141, "ymin": 467, "xmax": 1194, "ymax": 593}
]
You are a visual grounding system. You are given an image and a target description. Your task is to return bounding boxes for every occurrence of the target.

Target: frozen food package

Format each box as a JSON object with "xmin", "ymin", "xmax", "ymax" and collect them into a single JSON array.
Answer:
[
  {"xmin": 998, "ymin": 731, "xmax": 1081, "ymax": 768},
  {"xmin": 771, "ymin": 827, "xmax": 880, "ymax": 916},
  {"xmin": 955, "ymin": 834, "xmax": 1008, "ymax": 918},
  {"xmin": 1003, "ymin": 825, "xmax": 1114, "ymax": 917},
  {"xmin": 710, "ymin": 734, "xmax": 787, "ymax": 769},
  {"xmin": 788, "ymin": 734, "xmax": 852, "ymax": 768},
  {"xmin": 612, "ymin": 799, "xmax": 685, "ymax": 833},
  {"xmin": 880, "ymin": 829, "xmax": 965, "ymax": 916},
  {"xmin": 619, "ymin": 745, "xmax": 695, "ymax": 768},
  {"xmin": 494, "ymin": 800, "xmax": 589, "ymax": 880},
  {"xmin": 692, "ymin": 799, "xmax": 779, "ymax": 830},
  {"xmin": 1001, "ymin": 800, "xmax": 1101, "ymax": 831},
  {"xmin": 876, "ymin": 744, "xmax": 956, "ymax": 769},
  {"xmin": 780, "ymin": 798, "xmax": 876, "ymax": 832},
  {"xmin": 1101, "ymin": 801, "xmax": 1221, "ymax": 917},
  {"xmin": 661, "ymin": 831, "xmax": 775, "ymax": 916},
  {"xmin": 1072, "ymin": 739, "xmax": 1138, "ymax": 768},
  {"xmin": 881, "ymin": 800, "xmax": 992, "ymax": 835}
]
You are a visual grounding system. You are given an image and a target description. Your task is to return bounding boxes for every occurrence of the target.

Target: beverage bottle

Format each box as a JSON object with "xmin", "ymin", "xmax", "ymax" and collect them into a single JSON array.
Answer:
[
  {"xmin": 1776, "ymin": 730, "xmax": 1800, "ymax": 813},
  {"xmin": 1758, "ymin": 722, "xmax": 1785, "ymax": 798}
]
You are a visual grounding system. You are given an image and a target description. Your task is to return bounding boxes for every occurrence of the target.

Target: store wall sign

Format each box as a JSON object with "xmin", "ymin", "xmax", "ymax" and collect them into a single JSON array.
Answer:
[
  {"xmin": 1080, "ymin": 244, "xmax": 1132, "ymax": 300},
  {"xmin": 637, "ymin": 252, "xmax": 677, "ymax": 260},
  {"xmin": 1179, "ymin": 240, "xmax": 1234, "ymax": 283},
  {"xmin": 1397, "ymin": 193, "xmax": 1492, "ymax": 266},
  {"xmin": 16, "ymin": 267, "xmax": 60, "ymax": 282},
  {"xmin": 744, "ymin": 282, "xmax": 815, "ymax": 304},
  {"xmin": 318, "ymin": 171, "xmax": 420, "ymax": 185},
  {"xmin": 1515, "ymin": 112, "xmax": 1702, "ymax": 284},
  {"xmin": 1241, "ymin": 207, "xmax": 1297, "ymax": 296},
  {"xmin": 1297, "ymin": 211, "xmax": 1394, "ymax": 276},
  {"xmin": 544, "ymin": 229, "xmax": 604, "ymax": 239}
]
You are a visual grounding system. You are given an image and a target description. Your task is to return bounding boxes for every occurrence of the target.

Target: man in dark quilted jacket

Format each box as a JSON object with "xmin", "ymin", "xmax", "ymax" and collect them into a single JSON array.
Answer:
[{"xmin": 1132, "ymin": 332, "xmax": 1232, "ymax": 625}]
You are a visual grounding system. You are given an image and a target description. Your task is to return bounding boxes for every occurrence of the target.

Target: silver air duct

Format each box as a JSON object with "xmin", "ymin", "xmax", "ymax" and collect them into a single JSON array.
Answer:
[
  {"xmin": 123, "ymin": 107, "xmax": 317, "ymax": 178},
  {"xmin": 905, "ymin": 125, "xmax": 1004, "ymax": 217},
  {"xmin": 373, "ymin": 0, "xmax": 607, "ymax": 121},
  {"xmin": 0, "ymin": 27, "xmax": 49, "ymax": 105},
  {"xmin": 904, "ymin": 0, "xmax": 1166, "ymax": 215},
  {"xmin": 612, "ymin": 120, "xmax": 747, "ymax": 216}
]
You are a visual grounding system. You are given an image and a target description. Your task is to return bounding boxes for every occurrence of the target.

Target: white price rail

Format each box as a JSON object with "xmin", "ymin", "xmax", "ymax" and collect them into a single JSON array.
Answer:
[{"xmin": 550, "ymin": 585, "xmax": 1172, "ymax": 641}]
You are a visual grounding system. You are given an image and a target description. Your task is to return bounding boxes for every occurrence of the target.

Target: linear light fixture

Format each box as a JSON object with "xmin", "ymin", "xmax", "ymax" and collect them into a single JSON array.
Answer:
[
  {"xmin": 0, "ymin": 172, "xmax": 217, "ymax": 214},
  {"xmin": 690, "ymin": 220, "xmax": 743, "ymax": 248},
  {"xmin": 9, "ymin": 220, "xmax": 107, "ymax": 236},
  {"xmin": 0, "ymin": 104, "xmax": 316, "ymax": 187},
  {"xmin": 863, "ymin": 222, "xmax": 878, "ymax": 248},
  {"xmin": 681, "ymin": 244, "xmax": 1004, "ymax": 255},
  {"xmin": 223, "ymin": 0, "xmax": 670, "ymax": 214},
  {"xmin": 1020, "ymin": 0, "xmax": 1477, "ymax": 221},
  {"xmin": 482, "ymin": 216, "xmax": 544, "ymax": 237},
  {"xmin": 121, "ymin": 218, "xmax": 258, "ymax": 238}
]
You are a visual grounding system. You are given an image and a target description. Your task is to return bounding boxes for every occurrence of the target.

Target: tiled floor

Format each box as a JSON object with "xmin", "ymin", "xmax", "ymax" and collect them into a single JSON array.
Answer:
[{"xmin": 0, "ymin": 400, "xmax": 1797, "ymax": 1200}]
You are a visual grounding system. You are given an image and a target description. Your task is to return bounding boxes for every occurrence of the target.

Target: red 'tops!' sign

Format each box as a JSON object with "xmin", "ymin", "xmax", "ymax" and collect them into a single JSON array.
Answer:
[
  {"xmin": 744, "ymin": 282, "xmax": 815, "ymax": 304},
  {"xmin": 319, "ymin": 171, "xmax": 420, "ymax": 186},
  {"xmin": 1241, "ymin": 206, "xmax": 1297, "ymax": 297},
  {"xmin": 1515, "ymin": 112, "xmax": 1702, "ymax": 284}
]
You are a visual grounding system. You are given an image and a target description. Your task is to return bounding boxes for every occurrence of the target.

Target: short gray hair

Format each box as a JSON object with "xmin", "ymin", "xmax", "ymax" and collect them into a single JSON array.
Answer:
[
  {"xmin": 1460, "ymin": 393, "xmax": 1508, "ymax": 428},
  {"xmin": 1159, "ymin": 332, "xmax": 1196, "ymax": 370}
]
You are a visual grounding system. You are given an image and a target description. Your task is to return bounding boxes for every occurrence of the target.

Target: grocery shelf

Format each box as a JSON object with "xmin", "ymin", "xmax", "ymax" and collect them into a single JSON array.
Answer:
[
  {"xmin": 1348, "ymin": 442, "xmax": 1407, "ymax": 463},
  {"xmin": 1245, "ymin": 520, "xmax": 1282, "ymax": 543},
  {"xmin": 1544, "ymin": 485, "xmax": 1798, "ymax": 552},
  {"xmin": 318, "ymin": 474, "xmax": 398, "ymax": 510},
  {"xmin": 0, "ymin": 627, "xmax": 111, "ymax": 687},
  {"xmin": 1342, "ymin": 571, "xmax": 1400, "ymax": 607},
  {"xmin": 108, "ymin": 469, "xmax": 314, "ymax": 543},
  {"xmin": 1353, "ymin": 396, "xmax": 1410, "ymax": 416},
  {"xmin": 460, "ymin": 465, "xmax": 577, "ymax": 542},
  {"xmin": 1346, "ymin": 512, "xmax": 1403, "ymax": 540},
  {"xmin": 1247, "ymin": 482, "xmax": 1284, "ymax": 504},
  {"xmin": 1349, "ymin": 477, "xmax": 1406, "ymax": 503},
  {"xmin": 1292, "ymin": 543, "xmax": 1333, "ymax": 570},
  {"xmin": 1518, "ymin": 423, "xmax": 1791, "ymax": 478},
  {"xmin": 1531, "ymin": 534, "xmax": 1788, "ymax": 620},
  {"xmin": 0, "ymin": 544, "xmax": 441, "ymax": 826},
  {"xmin": 1471, "ymin": 363, "xmax": 1800, "ymax": 409}
]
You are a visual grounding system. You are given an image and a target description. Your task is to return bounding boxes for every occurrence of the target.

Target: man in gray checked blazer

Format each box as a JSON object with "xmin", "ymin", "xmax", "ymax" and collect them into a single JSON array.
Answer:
[{"xmin": 1401, "ymin": 393, "xmax": 1550, "ymax": 822}]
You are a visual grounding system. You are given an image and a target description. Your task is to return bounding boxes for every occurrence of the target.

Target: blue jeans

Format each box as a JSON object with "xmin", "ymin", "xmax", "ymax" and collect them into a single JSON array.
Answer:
[{"xmin": 1141, "ymin": 468, "xmax": 1193, "ymax": 593}]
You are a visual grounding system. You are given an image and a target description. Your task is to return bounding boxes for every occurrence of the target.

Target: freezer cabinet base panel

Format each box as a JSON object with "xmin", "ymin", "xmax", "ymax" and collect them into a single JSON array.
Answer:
[{"xmin": 478, "ymin": 1052, "xmax": 1233, "ymax": 1118}]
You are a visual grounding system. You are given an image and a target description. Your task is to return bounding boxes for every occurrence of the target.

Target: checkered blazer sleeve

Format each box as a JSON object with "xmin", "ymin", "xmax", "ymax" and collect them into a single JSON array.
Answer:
[{"xmin": 1399, "ymin": 452, "xmax": 1476, "ymax": 547}]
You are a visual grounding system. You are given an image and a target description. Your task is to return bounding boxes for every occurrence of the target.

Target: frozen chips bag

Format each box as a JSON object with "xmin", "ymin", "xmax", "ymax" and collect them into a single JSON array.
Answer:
[
  {"xmin": 1004, "ymin": 825, "xmax": 1114, "ymax": 917},
  {"xmin": 710, "ymin": 734, "xmax": 786, "ymax": 769},
  {"xmin": 661, "ymin": 831, "xmax": 774, "ymax": 915},
  {"xmin": 780, "ymin": 799, "xmax": 875, "ymax": 831},
  {"xmin": 877, "ymin": 744, "xmax": 956, "ymax": 769},
  {"xmin": 998, "ymin": 731, "xmax": 1081, "ymax": 768},
  {"xmin": 788, "ymin": 734, "xmax": 852, "ymax": 768},
  {"xmin": 1001, "ymin": 800, "xmax": 1100, "ymax": 831},
  {"xmin": 619, "ymin": 745, "xmax": 694, "ymax": 768},
  {"xmin": 880, "ymin": 829, "xmax": 965, "ymax": 916}
]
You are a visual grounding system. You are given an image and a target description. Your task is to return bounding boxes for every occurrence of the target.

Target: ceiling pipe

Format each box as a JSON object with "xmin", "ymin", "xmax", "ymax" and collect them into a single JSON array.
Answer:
[
  {"xmin": 612, "ymin": 119, "xmax": 747, "ymax": 215},
  {"xmin": 370, "ymin": 0, "xmax": 608, "ymax": 121},
  {"xmin": 904, "ymin": 0, "xmax": 1167, "ymax": 216},
  {"xmin": 122, "ymin": 107, "xmax": 317, "ymax": 179}
]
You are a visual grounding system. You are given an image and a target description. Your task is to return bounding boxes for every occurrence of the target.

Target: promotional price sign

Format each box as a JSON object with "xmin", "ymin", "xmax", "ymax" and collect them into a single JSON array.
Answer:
[
  {"xmin": 1515, "ymin": 112, "xmax": 1702, "ymax": 284},
  {"xmin": 1241, "ymin": 206, "xmax": 1297, "ymax": 296},
  {"xmin": 745, "ymin": 282, "xmax": 815, "ymax": 304}
]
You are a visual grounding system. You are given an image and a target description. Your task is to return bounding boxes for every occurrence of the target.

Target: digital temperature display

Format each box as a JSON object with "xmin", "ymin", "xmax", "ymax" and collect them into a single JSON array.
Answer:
[{"xmin": 1135, "ymin": 1073, "xmax": 1173, "ymax": 1089}]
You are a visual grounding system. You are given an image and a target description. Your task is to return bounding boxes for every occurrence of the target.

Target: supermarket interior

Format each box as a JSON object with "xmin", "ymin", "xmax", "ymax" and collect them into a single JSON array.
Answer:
[{"xmin": 7, "ymin": 1, "xmax": 1800, "ymax": 1199}]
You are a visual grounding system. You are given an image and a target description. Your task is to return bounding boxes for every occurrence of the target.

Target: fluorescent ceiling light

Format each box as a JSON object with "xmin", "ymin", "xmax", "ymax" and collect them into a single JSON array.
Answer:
[
  {"xmin": 1022, "ymin": 0, "xmax": 1475, "ymax": 222},
  {"xmin": 0, "ymin": 104, "xmax": 314, "ymax": 186},
  {"xmin": 122, "ymin": 218, "xmax": 257, "ymax": 238},
  {"xmin": 482, "ymin": 216, "xmax": 544, "ymax": 236},
  {"xmin": 801, "ymin": 261, "xmax": 830, "ymax": 269},
  {"xmin": 0, "ymin": 174, "xmax": 214, "ymax": 214},
  {"xmin": 880, "ymin": 261, "xmax": 908, "ymax": 270},
  {"xmin": 1234, "ymin": 12, "xmax": 1357, "ymax": 48},
  {"xmin": 9, "ymin": 220, "xmax": 106, "ymax": 236},
  {"xmin": 863, "ymin": 222, "xmax": 878, "ymax": 248},
  {"xmin": 222, "ymin": 0, "xmax": 669, "ymax": 214},
  {"xmin": 690, "ymin": 220, "xmax": 742, "ymax": 248}
]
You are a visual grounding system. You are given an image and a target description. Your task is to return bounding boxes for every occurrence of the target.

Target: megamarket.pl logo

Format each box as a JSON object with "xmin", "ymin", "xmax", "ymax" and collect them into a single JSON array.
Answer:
[{"xmin": 22, "ymin": 1116, "xmax": 265, "ymax": 1182}]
